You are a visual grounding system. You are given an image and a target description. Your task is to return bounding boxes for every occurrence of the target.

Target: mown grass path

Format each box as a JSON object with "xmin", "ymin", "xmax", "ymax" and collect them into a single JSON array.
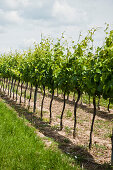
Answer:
[{"xmin": 0, "ymin": 99, "xmax": 81, "ymax": 170}]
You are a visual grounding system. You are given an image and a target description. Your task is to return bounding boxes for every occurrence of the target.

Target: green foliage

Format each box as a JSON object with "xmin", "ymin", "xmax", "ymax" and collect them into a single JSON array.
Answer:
[{"xmin": 0, "ymin": 27, "xmax": 113, "ymax": 103}]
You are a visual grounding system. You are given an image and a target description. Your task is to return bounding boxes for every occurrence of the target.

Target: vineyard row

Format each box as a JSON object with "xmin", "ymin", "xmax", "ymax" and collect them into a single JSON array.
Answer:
[{"xmin": 0, "ymin": 28, "xmax": 113, "ymax": 156}]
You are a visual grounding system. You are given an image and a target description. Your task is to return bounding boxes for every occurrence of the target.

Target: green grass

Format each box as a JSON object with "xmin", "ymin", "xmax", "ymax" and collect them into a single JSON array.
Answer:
[
  {"xmin": 66, "ymin": 109, "xmax": 72, "ymax": 118},
  {"xmin": 0, "ymin": 99, "xmax": 81, "ymax": 170},
  {"xmin": 64, "ymin": 126, "xmax": 72, "ymax": 135},
  {"xmin": 51, "ymin": 124, "xmax": 59, "ymax": 130}
]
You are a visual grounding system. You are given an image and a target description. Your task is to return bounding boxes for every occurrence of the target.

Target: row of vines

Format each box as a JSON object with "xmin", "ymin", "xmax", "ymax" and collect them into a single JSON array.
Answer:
[{"xmin": 0, "ymin": 27, "xmax": 113, "ymax": 157}]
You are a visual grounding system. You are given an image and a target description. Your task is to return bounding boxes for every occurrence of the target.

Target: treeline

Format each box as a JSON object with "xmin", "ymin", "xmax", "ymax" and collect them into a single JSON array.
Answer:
[{"xmin": 0, "ymin": 27, "xmax": 113, "ymax": 150}]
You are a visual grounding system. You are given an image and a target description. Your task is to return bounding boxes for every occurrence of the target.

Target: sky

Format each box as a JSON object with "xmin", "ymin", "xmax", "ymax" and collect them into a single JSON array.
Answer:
[{"xmin": 0, "ymin": 0, "xmax": 113, "ymax": 53}]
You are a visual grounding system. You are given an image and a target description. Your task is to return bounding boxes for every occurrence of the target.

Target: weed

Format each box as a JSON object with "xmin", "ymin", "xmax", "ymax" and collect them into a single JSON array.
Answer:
[
  {"xmin": 64, "ymin": 126, "xmax": 72, "ymax": 135},
  {"xmin": 63, "ymin": 138, "xmax": 70, "ymax": 143},
  {"xmin": 66, "ymin": 109, "xmax": 72, "ymax": 118},
  {"xmin": 51, "ymin": 124, "xmax": 59, "ymax": 130}
]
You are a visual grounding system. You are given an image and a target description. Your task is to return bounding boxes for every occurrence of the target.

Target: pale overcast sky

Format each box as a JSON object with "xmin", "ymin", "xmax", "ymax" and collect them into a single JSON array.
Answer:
[{"xmin": 0, "ymin": 0, "xmax": 113, "ymax": 53}]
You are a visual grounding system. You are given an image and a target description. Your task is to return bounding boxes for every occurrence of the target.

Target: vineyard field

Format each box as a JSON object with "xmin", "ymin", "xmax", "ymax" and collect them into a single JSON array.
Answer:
[{"xmin": 0, "ymin": 27, "xmax": 113, "ymax": 169}]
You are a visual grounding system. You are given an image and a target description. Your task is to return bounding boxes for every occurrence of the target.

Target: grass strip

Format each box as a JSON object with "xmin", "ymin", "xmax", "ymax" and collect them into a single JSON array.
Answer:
[{"xmin": 0, "ymin": 99, "xmax": 81, "ymax": 170}]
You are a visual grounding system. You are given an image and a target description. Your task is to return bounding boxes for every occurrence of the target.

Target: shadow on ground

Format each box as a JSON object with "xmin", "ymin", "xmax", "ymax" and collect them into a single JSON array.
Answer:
[
  {"xmin": 51, "ymin": 95, "xmax": 113, "ymax": 121},
  {"xmin": 0, "ymin": 91, "xmax": 112, "ymax": 170}
]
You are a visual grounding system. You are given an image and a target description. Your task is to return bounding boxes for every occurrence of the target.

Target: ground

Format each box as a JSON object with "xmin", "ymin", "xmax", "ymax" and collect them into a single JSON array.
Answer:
[{"xmin": 0, "ymin": 84, "xmax": 113, "ymax": 170}]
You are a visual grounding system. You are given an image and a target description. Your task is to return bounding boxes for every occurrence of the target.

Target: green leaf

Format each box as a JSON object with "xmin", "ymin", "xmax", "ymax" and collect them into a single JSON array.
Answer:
[{"xmin": 96, "ymin": 68, "xmax": 101, "ymax": 74}]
